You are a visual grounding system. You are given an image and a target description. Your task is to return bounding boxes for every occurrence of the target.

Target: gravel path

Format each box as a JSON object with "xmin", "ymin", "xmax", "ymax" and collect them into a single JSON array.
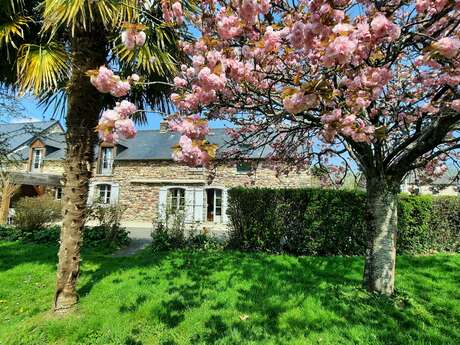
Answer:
[{"xmin": 112, "ymin": 226, "xmax": 152, "ymax": 257}]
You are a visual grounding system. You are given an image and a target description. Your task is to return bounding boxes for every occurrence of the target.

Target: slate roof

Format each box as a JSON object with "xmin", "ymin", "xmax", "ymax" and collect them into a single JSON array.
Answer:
[
  {"xmin": 15, "ymin": 127, "xmax": 269, "ymax": 161},
  {"xmin": 0, "ymin": 120, "xmax": 59, "ymax": 152},
  {"xmin": 115, "ymin": 128, "xmax": 268, "ymax": 160}
]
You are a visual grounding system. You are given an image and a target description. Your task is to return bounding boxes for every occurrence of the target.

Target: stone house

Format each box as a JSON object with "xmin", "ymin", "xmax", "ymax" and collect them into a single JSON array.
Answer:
[
  {"xmin": 401, "ymin": 171, "xmax": 460, "ymax": 196},
  {"xmin": 3, "ymin": 120, "xmax": 316, "ymax": 230}
]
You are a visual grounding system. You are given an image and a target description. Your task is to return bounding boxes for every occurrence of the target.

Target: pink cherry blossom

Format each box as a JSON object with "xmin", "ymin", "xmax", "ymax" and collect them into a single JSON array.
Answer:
[
  {"xmin": 174, "ymin": 77, "xmax": 188, "ymax": 87},
  {"xmin": 90, "ymin": 66, "xmax": 117, "ymax": 93},
  {"xmin": 114, "ymin": 100, "xmax": 137, "ymax": 119},
  {"xmin": 370, "ymin": 13, "xmax": 401, "ymax": 42},
  {"xmin": 173, "ymin": 135, "xmax": 211, "ymax": 166},
  {"xmin": 121, "ymin": 29, "xmax": 146, "ymax": 50},
  {"xmin": 217, "ymin": 8, "xmax": 242, "ymax": 40},
  {"xmin": 101, "ymin": 109, "xmax": 120, "ymax": 123},
  {"xmin": 323, "ymin": 36, "xmax": 358, "ymax": 66},
  {"xmin": 432, "ymin": 37, "xmax": 460, "ymax": 59},
  {"xmin": 172, "ymin": 2, "xmax": 184, "ymax": 24},
  {"xmin": 115, "ymin": 118, "xmax": 137, "ymax": 139},
  {"xmin": 110, "ymin": 80, "xmax": 131, "ymax": 98},
  {"xmin": 451, "ymin": 100, "xmax": 460, "ymax": 112}
]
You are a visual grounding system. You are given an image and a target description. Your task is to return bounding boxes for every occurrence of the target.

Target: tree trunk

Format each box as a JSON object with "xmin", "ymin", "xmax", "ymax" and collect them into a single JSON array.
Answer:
[
  {"xmin": 54, "ymin": 23, "xmax": 106, "ymax": 313},
  {"xmin": 363, "ymin": 177, "xmax": 399, "ymax": 295}
]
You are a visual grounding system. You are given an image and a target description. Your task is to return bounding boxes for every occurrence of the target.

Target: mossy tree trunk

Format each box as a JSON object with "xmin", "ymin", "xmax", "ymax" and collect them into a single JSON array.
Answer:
[
  {"xmin": 54, "ymin": 22, "xmax": 107, "ymax": 313},
  {"xmin": 362, "ymin": 177, "xmax": 400, "ymax": 295}
]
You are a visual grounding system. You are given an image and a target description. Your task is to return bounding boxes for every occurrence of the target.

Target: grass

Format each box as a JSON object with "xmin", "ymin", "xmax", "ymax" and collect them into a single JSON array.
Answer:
[{"xmin": 0, "ymin": 242, "xmax": 459, "ymax": 345}]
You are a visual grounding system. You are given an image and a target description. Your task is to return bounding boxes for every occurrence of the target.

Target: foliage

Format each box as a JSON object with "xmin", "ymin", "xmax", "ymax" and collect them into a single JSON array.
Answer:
[
  {"xmin": 399, "ymin": 195, "xmax": 460, "ymax": 254},
  {"xmin": 151, "ymin": 209, "xmax": 222, "ymax": 252},
  {"xmin": 83, "ymin": 225, "xmax": 130, "ymax": 250},
  {"xmin": 1, "ymin": 199, "xmax": 130, "ymax": 249},
  {"xmin": 13, "ymin": 194, "xmax": 62, "ymax": 230},
  {"xmin": 227, "ymin": 188, "xmax": 460, "ymax": 255},
  {"xmin": 85, "ymin": 202, "xmax": 130, "ymax": 249},
  {"xmin": 0, "ymin": 242, "xmax": 459, "ymax": 345},
  {"xmin": 151, "ymin": 209, "xmax": 187, "ymax": 252}
]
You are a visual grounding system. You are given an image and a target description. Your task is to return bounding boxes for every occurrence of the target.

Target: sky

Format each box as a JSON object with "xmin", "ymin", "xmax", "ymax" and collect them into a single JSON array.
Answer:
[{"xmin": 12, "ymin": 95, "xmax": 230, "ymax": 130}]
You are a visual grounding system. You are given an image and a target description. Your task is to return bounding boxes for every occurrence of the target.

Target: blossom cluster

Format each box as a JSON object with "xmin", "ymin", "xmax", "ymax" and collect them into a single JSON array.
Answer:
[
  {"xmin": 121, "ymin": 24, "xmax": 147, "ymax": 50},
  {"xmin": 88, "ymin": 66, "xmax": 140, "ymax": 143},
  {"xmin": 170, "ymin": 114, "xmax": 217, "ymax": 166},
  {"xmin": 97, "ymin": 100, "xmax": 138, "ymax": 143},
  {"xmin": 162, "ymin": 0, "xmax": 184, "ymax": 24},
  {"xmin": 90, "ymin": 0, "xmax": 460, "ymax": 179},
  {"xmin": 89, "ymin": 65, "xmax": 138, "ymax": 98},
  {"xmin": 321, "ymin": 109, "xmax": 375, "ymax": 143},
  {"xmin": 162, "ymin": 0, "xmax": 460, "ymax": 178}
]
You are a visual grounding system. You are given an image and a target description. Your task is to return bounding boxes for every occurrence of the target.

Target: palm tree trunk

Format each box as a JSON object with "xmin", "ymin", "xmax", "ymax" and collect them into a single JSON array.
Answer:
[
  {"xmin": 362, "ymin": 177, "xmax": 399, "ymax": 296},
  {"xmin": 54, "ymin": 23, "xmax": 107, "ymax": 313}
]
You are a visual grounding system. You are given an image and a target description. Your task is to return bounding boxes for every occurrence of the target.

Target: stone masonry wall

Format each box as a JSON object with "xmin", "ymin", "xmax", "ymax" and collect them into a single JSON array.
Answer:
[{"xmin": 92, "ymin": 160, "xmax": 318, "ymax": 222}]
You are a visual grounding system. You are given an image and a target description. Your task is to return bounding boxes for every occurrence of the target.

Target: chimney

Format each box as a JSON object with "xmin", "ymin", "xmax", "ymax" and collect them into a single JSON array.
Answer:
[{"xmin": 159, "ymin": 121, "xmax": 169, "ymax": 133}]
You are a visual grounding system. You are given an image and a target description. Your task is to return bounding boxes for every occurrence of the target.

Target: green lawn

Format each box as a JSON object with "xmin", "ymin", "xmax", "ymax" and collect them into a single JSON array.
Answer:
[{"xmin": 0, "ymin": 242, "xmax": 459, "ymax": 345}]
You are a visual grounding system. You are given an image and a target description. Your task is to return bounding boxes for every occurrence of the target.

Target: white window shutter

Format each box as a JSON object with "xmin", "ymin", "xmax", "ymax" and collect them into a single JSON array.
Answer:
[
  {"xmin": 87, "ymin": 183, "xmax": 95, "ymax": 205},
  {"xmin": 158, "ymin": 187, "xmax": 168, "ymax": 221},
  {"xmin": 222, "ymin": 188, "xmax": 229, "ymax": 224},
  {"xmin": 184, "ymin": 187, "xmax": 195, "ymax": 223},
  {"xmin": 110, "ymin": 184, "xmax": 119, "ymax": 204},
  {"xmin": 194, "ymin": 188, "xmax": 204, "ymax": 222}
]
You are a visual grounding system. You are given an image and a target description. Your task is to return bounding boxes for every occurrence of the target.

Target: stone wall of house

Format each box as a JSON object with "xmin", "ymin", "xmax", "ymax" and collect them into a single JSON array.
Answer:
[
  {"xmin": 91, "ymin": 160, "xmax": 318, "ymax": 222},
  {"xmin": 402, "ymin": 183, "xmax": 459, "ymax": 196}
]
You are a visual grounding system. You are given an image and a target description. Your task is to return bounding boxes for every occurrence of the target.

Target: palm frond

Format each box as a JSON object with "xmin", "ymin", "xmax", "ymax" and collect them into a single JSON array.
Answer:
[
  {"xmin": 0, "ymin": 16, "xmax": 29, "ymax": 50},
  {"xmin": 16, "ymin": 43, "xmax": 70, "ymax": 95},
  {"xmin": 41, "ymin": 0, "xmax": 141, "ymax": 36},
  {"xmin": 38, "ymin": 88, "xmax": 68, "ymax": 119}
]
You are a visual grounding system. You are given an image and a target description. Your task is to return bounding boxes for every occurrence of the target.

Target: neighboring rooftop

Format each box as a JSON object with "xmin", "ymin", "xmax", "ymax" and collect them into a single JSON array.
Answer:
[{"xmin": 0, "ymin": 120, "xmax": 61, "ymax": 152}]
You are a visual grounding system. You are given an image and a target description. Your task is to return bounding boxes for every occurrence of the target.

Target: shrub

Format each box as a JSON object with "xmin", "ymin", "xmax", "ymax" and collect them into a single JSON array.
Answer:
[
  {"xmin": 151, "ymin": 209, "xmax": 222, "ymax": 252},
  {"xmin": 151, "ymin": 209, "xmax": 186, "ymax": 252},
  {"xmin": 0, "ymin": 224, "xmax": 60, "ymax": 244},
  {"xmin": 85, "ymin": 203, "xmax": 130, "ymax": 249},
  {"xmin": 14, "ymin": 195, "xmax": 62, "ymax": 230},
  {"xmin": 187, "ymin": 228, "xmax": 223, "ymax": 251},
  {"xmin": 83, "ymin": 225, "xmax": 130, "ymax": 249},
  {"xmin": 0, "ymin": 225, "xmax": 19, "ymax": 241},
  {"xmin": 227, "ymin": 187, "xmax": 460, "ymax": 256}
]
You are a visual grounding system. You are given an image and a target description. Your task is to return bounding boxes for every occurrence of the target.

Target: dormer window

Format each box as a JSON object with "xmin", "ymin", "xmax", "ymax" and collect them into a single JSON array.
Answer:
[
  {"xmin": 31, "ymin": 149, "xmax": 43, "ymax": 172},
  {"xmin": 100, "ymin": 147, "xmax": 114, "ymax": 175}
]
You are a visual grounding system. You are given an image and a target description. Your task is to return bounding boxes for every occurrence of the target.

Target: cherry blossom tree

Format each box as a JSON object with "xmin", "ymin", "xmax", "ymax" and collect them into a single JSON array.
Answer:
[{"xmin": 96, "ymin": 0, "xmax": 460, "ymax": 295}]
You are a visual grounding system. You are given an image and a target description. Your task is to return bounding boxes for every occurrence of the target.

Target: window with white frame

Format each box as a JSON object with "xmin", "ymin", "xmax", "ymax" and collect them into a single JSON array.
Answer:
[
  {"xmin": 206, "ymin": 188, "xmax": 223, "ymax": 223},
  {"xmin": 100, "ymin": 147, "xmax": 114, "ymax": 175},
  {"xmin": 98, "ymin": 184, "xmax": 112, "ymax": 204},
  {"xmin": 159, "ymin": 187, "xmax": 227, "ymax": 224},
  {"xmin": 167, "ymin": 188, "xmax": 185, "ymax": 213},
  {"xmin": 31, "ymin": 149, "xmax": 43, "ymax": 172}
]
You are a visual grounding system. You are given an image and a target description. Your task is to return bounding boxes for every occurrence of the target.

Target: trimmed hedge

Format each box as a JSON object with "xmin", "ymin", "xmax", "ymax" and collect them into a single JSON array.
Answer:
[{"xmin": 227, "ymin": 188, "xmax": 460, "ymax": 256}]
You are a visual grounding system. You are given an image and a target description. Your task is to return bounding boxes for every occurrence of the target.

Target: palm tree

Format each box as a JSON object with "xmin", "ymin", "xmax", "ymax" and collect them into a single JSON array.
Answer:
[{"xmin": 0, "ymin": 0, "xmax": 190, "ymax": 313}]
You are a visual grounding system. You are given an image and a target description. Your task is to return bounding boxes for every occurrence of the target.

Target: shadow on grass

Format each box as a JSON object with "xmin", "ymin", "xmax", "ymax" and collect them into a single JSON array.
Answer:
[
  {"xmin": 1, "ymin": 241, "xmax": 459, "ymax": 345},
  {"xmin": 0, "ymin": 241, "xmax": 59, "ymax": 271}
]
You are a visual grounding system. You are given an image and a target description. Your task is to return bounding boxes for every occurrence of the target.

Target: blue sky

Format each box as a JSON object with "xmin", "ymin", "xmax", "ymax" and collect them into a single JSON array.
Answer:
[{"xmin": 15, "ymin": 95, "xmax": 229, "ymax": 130}]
